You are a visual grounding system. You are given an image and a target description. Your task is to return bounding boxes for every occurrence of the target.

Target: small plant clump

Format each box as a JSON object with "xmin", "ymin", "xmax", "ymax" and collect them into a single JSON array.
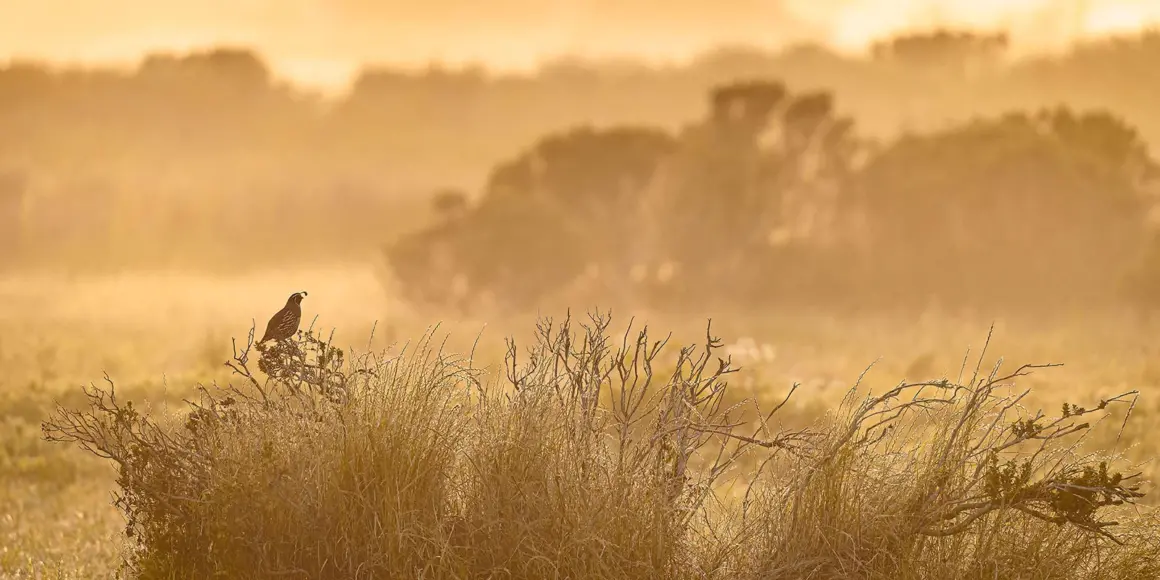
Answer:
[{"xmin": 42, "ymin": 313, "xmax": 1160, "ymax": 579}]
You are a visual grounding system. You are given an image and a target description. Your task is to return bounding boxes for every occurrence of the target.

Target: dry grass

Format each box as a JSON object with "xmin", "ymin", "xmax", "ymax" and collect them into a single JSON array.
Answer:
[
  {"xmin": 22, "ymin": 308, "xmax": 1160, "ymax": 579},
  {"xmin": 3, "ymin": 268, "xmax": 1160, "ymax": 578}
]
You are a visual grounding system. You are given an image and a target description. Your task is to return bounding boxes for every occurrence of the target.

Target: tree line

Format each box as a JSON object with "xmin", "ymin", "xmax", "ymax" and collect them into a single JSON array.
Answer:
[
  {"xmin": 2, "ymin": 28, "xmax": 1160, "ymax": 284},
  {"xmin": 385, "ymin": 79, "xmax": 1160, "ymax": 317}
]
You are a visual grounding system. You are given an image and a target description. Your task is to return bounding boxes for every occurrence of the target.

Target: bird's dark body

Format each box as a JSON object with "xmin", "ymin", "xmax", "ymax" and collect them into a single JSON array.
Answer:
[{"xmin": 260, "ymin": 292, "xmax": 307, "ymax": 344}]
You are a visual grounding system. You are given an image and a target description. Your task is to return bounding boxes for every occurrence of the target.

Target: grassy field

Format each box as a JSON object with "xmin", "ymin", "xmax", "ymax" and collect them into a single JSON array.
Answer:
[{"xmin": 2, "ymin": 264, "xmax": 1159, "ymax": 578}]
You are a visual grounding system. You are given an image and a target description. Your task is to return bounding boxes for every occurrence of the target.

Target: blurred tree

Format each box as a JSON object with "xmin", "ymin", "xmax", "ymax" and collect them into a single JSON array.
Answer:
[
  {"xmin": 690, "ymin": 45, "xmax": 782, "ymax": 84},
  {"xmin": 1, "ymin": 32, "xmax": 1157, "ymax": 287},
  {"xmin": 0, "ymin": 62, "xmax": 56, "ymax": 110},
  {"xmin": 484, "ymin": 126, "xmax": 673, "ymax": 207},
  {"xmin": 384, "ymin": 125, "xmax": 675, "ymax": 313},
  {"xmin": 871, "ymin": 29, "xmax": 1009, "ymax": 79},
  {"xmin": 639, "ymin": 80, "xmax": 787, "ymax": 306},
  {"xmin": 138, "ymin": 47, "xmax": 271, "ymax": 91},
  {"xmin": 853, "ymin": 107, "xmax": 1154, "ymax": 312},
  {"xmin": 132, "ymin": 47, "xmax": 285, "ymax": 155},
  {"xmin": 344, "ymin": 65, "xmax": 488, "ymax": 126},
  {"xmin": 383, "ymin": 79, "xmax": 869, "ymax": 314},
  {"xmin": 641, "ymin": 80, "xmax": 862, "ymax": 310}
]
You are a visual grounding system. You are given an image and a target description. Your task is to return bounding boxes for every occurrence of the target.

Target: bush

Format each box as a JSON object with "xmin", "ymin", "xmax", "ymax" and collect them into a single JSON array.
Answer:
[{"xmin": 43, "ymin": 314, "xmax": 1160, "ymax": 579}]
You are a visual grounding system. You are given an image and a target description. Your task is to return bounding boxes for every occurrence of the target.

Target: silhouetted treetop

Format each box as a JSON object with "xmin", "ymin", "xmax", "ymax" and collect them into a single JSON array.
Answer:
[
  {"xmin": 871, "ymin": 28, "xmax": 1009, "ymax": 75},
  {"xmin": 1034, "ymin": 107, "xmax": 1157, "ymax": 181},
  {"xmin": 0, "ymin": 62, "xmax": 59, "ymax": 107},
  {"xmin": 483, "ymin": 125, "xmax": 677, "ymax": 212},
  {"xmin": 4, "ymin": 29, "xmax": 1160, "ymax": 282},
  {"xmin": 138, "ymin": 47, "xmax": 271, "ymax": 88},
  {"xmin": 710, "ymin": 80, "xmax": 787, "ymax": 131}
]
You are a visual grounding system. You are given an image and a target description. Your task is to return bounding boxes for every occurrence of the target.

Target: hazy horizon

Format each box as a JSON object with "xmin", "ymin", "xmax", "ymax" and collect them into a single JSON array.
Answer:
[
  {"xmin": 6, "ymin": 4, "xmax": 1160, "ymax": 575},
  {"xmin": 3, "ymin": 0, "xmax": 1159, "ymax": 92}
]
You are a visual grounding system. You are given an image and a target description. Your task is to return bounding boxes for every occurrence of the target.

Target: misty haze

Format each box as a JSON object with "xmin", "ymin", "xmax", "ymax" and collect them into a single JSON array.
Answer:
[{"xmin": 4, "ymin": 2, "xmax": 1160, "ymax": 578}]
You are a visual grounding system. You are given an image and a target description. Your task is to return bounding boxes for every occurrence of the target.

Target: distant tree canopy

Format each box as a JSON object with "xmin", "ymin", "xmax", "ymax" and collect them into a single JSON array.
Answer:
[
  {"xmin": 388, "ymin": 125, "xmax": 677, "ymax": 313},
  {"xmin": 3, "ymin": 30, "xmax": 1160, "ymax": 280},
  {"xmin": 870, "ymin": 29, "xmax": 1010, "ymax": 77},
  {"xmin": 855, "ymin": 109, "xmax": 1154, "ymax": 310},
  {"xmin": 385, "ymin": 80, "xmax": 1159, "ymax": 316},
  {"xmin": 637, "ymin": 81, "xmax": 861, "ymax": 309},
  {"xmin": 138, "ymin": 47, "xmax": 272, "ymax": 93}
]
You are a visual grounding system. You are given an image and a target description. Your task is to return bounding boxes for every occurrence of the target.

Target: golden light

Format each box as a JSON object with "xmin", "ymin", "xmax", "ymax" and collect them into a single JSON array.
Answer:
[{"xmin": 2, "ymin": 0, "xmax": 1160, "ymax": 90}]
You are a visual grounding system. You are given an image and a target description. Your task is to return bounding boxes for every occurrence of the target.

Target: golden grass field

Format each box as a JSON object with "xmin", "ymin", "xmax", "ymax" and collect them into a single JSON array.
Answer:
[{"xmin": 3, "ymin": 264, "xmax": 1159, "ymax": 578}]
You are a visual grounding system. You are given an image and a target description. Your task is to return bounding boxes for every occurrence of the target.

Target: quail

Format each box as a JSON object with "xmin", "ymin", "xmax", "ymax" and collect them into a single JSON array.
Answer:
[{"xmin": 259, "ymin": 291, "xmax": 307, "ymax": 344}]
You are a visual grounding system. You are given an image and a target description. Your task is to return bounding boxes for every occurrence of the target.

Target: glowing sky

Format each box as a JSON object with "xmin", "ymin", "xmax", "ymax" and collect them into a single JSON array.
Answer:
[{"xmin": 1, "ymin": 0, "xmax": 1158, "ymax": 90}]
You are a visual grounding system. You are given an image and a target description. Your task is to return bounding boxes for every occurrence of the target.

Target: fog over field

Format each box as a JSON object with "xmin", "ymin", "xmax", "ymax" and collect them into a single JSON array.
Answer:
[{"xmin": 5, "ymin": 2, "xmax": 1160, "ymax": 578}]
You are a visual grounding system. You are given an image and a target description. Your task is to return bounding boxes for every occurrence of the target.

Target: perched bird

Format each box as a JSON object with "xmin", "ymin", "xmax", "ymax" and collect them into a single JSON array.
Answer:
[{"xmin": 260, "ymin": 291, "xmax": 307, "ymax": 344}]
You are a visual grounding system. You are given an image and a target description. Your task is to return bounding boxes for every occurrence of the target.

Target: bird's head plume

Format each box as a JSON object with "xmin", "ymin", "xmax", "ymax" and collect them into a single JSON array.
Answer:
[{"xmin": 288, "ymin": 291, "xmax": 308, "ymax": 305}]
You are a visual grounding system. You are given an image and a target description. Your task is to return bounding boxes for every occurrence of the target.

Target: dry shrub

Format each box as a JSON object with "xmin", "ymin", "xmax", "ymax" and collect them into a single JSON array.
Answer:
[
  {"xmin": 43, "ymin": 327, "xmax": 470, "ymax": 578},
  {"xmin": 734, "ymin": 330, "xmax": 1158, "ymax": 579},
  {"xmin": 42, "ymin": 314, "xmax": 1160, "ymax": 579},
  {"xmin": 447, "ymin": 314, "xmax": 806, "ymax": 579}
]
